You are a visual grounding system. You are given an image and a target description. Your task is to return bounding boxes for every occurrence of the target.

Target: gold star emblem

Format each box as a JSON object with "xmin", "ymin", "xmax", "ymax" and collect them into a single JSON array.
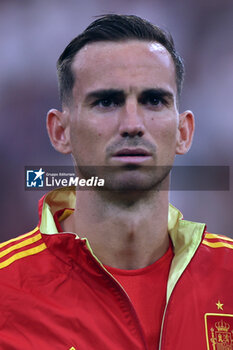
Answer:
[{"xmin": 216, "ymin": 300, "xmax": 224, "ymax": 310}]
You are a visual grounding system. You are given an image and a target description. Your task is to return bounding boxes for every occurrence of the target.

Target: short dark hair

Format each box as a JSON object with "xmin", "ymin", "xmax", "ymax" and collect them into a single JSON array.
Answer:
[{"xmin": 57, "ymin": 14, "xmax": 185, "ymax": 106}]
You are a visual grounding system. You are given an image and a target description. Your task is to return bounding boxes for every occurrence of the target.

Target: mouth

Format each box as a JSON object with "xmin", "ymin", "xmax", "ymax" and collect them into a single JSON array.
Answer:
[
  {"xmin": 112, "ymin": 148, "xmax": 152, "ymax": 164},
  {"xmin": 114, "ymin": 148, "xmax": 151, "ymax": 156}
]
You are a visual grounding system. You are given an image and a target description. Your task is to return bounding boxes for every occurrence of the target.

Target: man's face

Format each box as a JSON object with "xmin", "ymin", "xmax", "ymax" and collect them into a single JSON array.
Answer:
[{"xmin": 67, "ymin": 40, "xmax": 181, "ymax": 190}]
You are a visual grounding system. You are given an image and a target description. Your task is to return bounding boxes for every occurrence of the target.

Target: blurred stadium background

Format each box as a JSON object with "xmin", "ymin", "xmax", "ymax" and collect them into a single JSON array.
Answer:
[{"xmin": 1, "ymin": 0, "xmax": 233, "ymax": 240}]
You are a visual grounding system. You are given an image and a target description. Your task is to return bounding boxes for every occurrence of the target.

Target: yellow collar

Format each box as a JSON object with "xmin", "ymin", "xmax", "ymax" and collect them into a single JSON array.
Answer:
[{"xmin": 40, "ymin": 187, "xmax": 205, "ymax": 301}]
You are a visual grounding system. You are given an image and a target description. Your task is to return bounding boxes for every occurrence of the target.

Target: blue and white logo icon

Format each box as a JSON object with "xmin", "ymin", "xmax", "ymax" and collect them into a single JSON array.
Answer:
[{"xmin": 26, "ymin": 168, "xmax": 45, "ymax": 188}]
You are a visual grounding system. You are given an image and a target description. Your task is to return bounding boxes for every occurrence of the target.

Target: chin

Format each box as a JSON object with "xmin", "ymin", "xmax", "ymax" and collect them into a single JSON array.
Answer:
[
  {"xmin": 101, "ymin": 166, "xmax": 172, "ymax": 192},
  {"xmin": 75, "ymin": 165, "xmax": 172, "ymax": 192}
]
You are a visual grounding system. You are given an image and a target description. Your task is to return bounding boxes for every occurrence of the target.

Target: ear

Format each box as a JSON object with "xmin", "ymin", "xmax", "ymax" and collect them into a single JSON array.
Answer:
[
  {"xmin": 176, "ymin": 110, "xmax": 195, "ymax": 155},
  {"xmin": 46, "ymin": 108, "xmax": 72, "ymax": 154}
]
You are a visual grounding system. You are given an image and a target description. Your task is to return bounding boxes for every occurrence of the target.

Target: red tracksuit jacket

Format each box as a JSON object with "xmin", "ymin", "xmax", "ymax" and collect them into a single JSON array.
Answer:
[{"xmin": 0, "ymin": 188, "xmax": 233, "ymax": 350}]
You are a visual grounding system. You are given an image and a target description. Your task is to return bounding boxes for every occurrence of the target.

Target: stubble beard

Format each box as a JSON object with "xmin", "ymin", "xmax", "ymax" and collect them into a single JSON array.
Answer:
[{"xmin": 74, "ymin": 164, "xmax": 172, "ymax": 192}]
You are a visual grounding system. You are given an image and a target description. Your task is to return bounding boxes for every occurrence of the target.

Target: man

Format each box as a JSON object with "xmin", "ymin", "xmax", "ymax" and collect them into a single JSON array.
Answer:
[{"xmin": 0, "ymin": 14, "xmax": 232, "ymax": 350}]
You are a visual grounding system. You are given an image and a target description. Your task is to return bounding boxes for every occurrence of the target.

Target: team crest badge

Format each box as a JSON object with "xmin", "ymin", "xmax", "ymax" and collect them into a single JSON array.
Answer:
[{"xmin": 205, "ymin": 313, "xmax": 233, "ymax": 349}]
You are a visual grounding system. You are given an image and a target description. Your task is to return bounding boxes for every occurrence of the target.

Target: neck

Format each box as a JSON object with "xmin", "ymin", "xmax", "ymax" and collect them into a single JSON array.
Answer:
[{"xmin": 63, "ymin": 182, "xmax": 170, "ymax": 269}]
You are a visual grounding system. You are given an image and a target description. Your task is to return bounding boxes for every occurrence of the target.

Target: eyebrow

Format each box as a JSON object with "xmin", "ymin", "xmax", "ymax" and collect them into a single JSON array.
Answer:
[
  {"xmin": 84, "ymin": 88, "xmax": 174, "ymax": 103},
  {"xmin": 140, "ymin": 88, "xmax": 174, "ymax": 102}
]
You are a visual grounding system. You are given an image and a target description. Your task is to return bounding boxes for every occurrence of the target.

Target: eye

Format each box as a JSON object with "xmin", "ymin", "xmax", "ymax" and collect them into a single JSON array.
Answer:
[
  {"xmin": 140, "ymin": 94, "xmax": 165, "ymax": 107},
  {"xmin": 91, "ymin": 96, "xmax": 124, "ymax": 109},
  {"xmin": 97, "ymin": 98, "xmax": 115, "ymax": 108},
  {"xmin": 146, "ymin": 96, "xmax": 161, "ymax": 105}
]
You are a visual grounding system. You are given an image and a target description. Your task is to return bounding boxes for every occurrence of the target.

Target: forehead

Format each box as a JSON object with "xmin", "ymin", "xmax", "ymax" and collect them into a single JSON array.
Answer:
[{"xmin": 71, "ymin": 40, "xmax": 176, "ymax": 95}]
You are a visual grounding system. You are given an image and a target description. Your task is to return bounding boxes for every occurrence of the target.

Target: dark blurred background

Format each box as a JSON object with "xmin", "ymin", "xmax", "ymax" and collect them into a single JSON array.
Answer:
[{"xmin": 1, "ymin": 0, "xmax": 233, "ymax": 240}]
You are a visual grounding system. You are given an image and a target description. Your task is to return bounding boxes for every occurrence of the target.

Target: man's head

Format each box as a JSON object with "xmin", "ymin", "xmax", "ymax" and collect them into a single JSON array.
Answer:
[
  {"xmin": 47, "ymin": 14, "xmax": 194, "ymax": 192},
  {"xmin": 57, "ymin": 14, "xmax": 185, "ymax": 107}
]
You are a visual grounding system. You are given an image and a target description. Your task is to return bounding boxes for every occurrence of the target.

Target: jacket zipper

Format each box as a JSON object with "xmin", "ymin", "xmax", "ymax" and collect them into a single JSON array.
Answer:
[
  {"xmin": 158, "ymin": 301, "xmax": 169, "ymax": 350},
  {"xmin": 84, "ymin": 238, "xmax": 148, "ymax": 350}
]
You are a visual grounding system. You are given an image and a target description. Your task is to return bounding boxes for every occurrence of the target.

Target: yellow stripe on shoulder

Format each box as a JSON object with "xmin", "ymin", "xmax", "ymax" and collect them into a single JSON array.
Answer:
[
  {"xmin": 0, "ymin": 233, "xmax": 42, "ymax": 259},
  {"xmin": 0, "ymin": 227, "xmax": 39, "ymax": 249},
  {"xmin": 205, "ymin": 233, "xmax": 233, "ymax": 243},
  {"xmin": 0, "ymin": 243, "xmax": 47, "ymax": 270},
  {"xmin": 203, "ymin": 240, "xmax": 233, "ymax": 250}
]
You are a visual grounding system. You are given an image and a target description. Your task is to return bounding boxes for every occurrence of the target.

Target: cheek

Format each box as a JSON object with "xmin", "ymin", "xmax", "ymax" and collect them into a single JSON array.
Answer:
[
  {"xmin": 71, "ymin": 109, "xmax": 117, "ymax": 144},
  {"xmin": 149, "ymin": 115, "xmax": 178, "ymax": 142},
  {"xmin": 149, "ymin": 117, "xmax": 178, "ymax": 160},
  {"xmin": 161, "ymin": 124, "xmax": 178, "ymax": 143},
  {"xmin": 69, "ymin": 114, "xmax": 110, "ymax": 165},
  {"xmin": 70, "ymin": 120, "xmax": 99, "ymax": 153}
]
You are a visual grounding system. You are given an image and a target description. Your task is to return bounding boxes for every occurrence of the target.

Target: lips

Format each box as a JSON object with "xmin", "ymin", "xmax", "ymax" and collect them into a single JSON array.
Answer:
[
  {"xmin": 111, "ymin": 148, "xmax": 153, "ymax": 165},
  {"xmin": 113, "ymin": 148, "xmax": 152, "ymax": 157}
]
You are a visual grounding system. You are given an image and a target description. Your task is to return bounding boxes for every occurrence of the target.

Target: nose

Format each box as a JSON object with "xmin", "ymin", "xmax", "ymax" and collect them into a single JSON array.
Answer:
[{"xmin": 118, "ymin": 98, "xmax": 145, "ymax": 138}]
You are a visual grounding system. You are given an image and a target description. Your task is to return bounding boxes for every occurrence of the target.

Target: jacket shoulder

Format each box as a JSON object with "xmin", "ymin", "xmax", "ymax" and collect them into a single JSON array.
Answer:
[
  {"xmin": 0, "ymin": 227, "xmax": 47, "ymax": 271},
  {"xmin": 202, "ymin": 231, "xmax": 233, "ymax": 251}
]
